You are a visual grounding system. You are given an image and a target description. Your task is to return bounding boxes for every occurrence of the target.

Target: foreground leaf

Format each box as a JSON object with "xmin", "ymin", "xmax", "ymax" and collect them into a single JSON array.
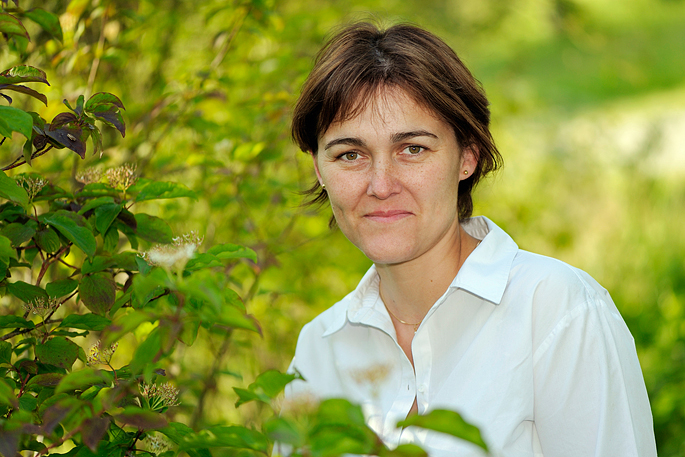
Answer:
[
  {"xmin": 135, "ymin": 181, "xmax": 197, "ymax": 202},
  {"xmin": 0, "ymin": 105, "xmax": 33, "ymax": 139},
  {"xmin": 23, "ymin": 8, "xmax": 63, "ymax": 42},
  {"xmin": 397, "ymin": 409, "xmax": 488, "ymax": 452},
  {"xmin": 0, "ymin": 172, "xmax": 29, "ymax": 208}
]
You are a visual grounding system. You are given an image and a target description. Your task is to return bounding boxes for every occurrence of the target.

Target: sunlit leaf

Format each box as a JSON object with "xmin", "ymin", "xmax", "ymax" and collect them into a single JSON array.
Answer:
[
  {"xmin": 0, "ymin": 105, "xmax": 33, "ymax": 139},
  {"xmin": 135, "ymin": 181, "xmax": 197, "ymax": 202},
  {"xmin": 0, "ymin": 234, "xmax": 17, "ymax": 264},
  {"xmin": 0, "ymin": 172, "xmax": 28, "ymax": 208},
  {"xmin": 0, "ymin": 66, "xmax": 48, "ymax": 85},
  {"xmin": 207, "ymin": 243, "xmax": 257, "ymax": 262},
  {"xmin": 42, "ymin": 210, "xmax": 96, "ymax": 257}
]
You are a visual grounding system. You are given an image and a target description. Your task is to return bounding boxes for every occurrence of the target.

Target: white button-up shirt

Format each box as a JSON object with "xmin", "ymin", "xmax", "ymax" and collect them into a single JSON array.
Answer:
[{"xmin": 286, "ymin": 216, "xmax": 657, "ymax": 456}]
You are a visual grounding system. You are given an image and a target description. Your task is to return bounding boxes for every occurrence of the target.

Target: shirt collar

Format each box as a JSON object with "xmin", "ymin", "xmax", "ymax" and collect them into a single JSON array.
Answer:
[{"xmin": 322, "ymin": 216, "xmax": 518, "ymax": 337}]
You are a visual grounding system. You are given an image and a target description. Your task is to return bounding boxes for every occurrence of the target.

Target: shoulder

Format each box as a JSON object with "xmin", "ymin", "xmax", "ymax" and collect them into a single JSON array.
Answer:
[{"xmin": 509, "ymin": 249, "xmax": 613, "ymax": 310}]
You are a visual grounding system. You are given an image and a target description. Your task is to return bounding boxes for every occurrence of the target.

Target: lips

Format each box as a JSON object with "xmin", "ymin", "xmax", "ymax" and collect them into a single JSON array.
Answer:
[{"xmin": 364, "ymin": 210, "xmax": 413, "ymax": 222}]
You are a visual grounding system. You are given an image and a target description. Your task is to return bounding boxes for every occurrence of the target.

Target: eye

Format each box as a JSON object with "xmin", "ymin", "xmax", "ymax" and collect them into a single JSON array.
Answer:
[
  {"xmin": 339, "ymin": 152, "xmax": 359, "ymax": 161},
  {"xmin": 405, "ymin": 145, "xmax": 424, "ymax": 155}
]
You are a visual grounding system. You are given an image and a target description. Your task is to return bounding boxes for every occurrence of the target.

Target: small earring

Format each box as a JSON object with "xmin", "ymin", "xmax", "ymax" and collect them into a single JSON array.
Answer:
[
  {"xmin": 321, "ymin": 183, "xmax": 326, "ymax": 190},
  {"xmin": 463, "ymin": 170, "xmax": 469, "ymax": 175}
]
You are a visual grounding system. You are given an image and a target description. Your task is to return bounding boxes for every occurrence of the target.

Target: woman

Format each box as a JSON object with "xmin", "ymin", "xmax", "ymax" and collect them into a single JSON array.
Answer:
[{"xmin": 285, "ymin": 22, "xmax": 656, "ymax": 456}]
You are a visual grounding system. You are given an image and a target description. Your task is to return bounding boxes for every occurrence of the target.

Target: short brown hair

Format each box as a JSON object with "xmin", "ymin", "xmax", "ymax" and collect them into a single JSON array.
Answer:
[{"xmin": 292, "ymin": 22, "xmax": 501, "ymax": 221}]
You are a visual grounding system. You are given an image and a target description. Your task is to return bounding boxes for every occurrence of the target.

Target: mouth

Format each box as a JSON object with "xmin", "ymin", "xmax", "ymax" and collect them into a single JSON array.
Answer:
[{"xmin": 363, "ymin": 210, "xmax": 413, "ymax": 223}]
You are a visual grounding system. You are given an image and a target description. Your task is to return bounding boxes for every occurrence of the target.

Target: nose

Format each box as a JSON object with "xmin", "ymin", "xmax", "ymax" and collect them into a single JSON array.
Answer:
[{"xmin": 367, "ymin": 159, "xmax": 401, "ymax": 199}]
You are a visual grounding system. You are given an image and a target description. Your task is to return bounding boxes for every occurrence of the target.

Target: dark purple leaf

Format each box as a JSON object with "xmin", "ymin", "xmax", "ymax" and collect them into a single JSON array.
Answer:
[
  {"xmin": 49, "ymin": 112, "xmax": 77, "ymax": 130},
  {"xmin": 0, "ymin": 84, "xmax": 48, "ymax": 106},
  {"xmin": 90, "ymin": 106, "xmax": 125, "ymax": 137},
  {"xmin": 79, "ymin": 273, "xmax": 116, "ymax": 315},
  {"xmin": 115, "ymin": 407, "xmax": 168, "ymax": 430},
  {"xmin": 45, "ymin": 126, "xmax": 86, "ymax": 158},
  {"xmin": 82, "ymin": 416, "xmax": 111, "ymax": 451}
]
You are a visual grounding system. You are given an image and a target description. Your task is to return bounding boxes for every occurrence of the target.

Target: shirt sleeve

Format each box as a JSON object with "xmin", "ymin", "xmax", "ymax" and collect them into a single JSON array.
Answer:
[{"xmin": 532, "ymin": 294, "xmax": 657, "ymax": 456}]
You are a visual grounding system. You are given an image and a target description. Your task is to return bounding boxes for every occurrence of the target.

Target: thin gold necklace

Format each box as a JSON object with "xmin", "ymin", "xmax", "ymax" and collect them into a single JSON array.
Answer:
[
  {"xmin": 382, "ymin": 239, "xmax": 481, "ymax": 334},
  {"xmin": 384, "ymin": 305, "xmax": 422, "ymax": 333}
]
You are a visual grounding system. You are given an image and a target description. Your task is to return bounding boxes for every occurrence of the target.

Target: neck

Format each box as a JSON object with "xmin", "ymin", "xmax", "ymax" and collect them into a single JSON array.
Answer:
[{"xmin": 376, "ymin": 221, "xmax": 477, "ymax": 323}]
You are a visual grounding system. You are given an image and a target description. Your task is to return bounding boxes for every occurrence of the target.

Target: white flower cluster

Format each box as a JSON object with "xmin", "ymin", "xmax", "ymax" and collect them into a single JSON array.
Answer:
[
  {"xmin": 86, "ymin": 340, "xmax": 119, "ymax": 366},
  {"xmin": 142, "ymin": 231, "xmax": 203, "ymax": 269},
  {"xmin": 140, "ymin": 382, "xmax": 180, "ymax": 411}
]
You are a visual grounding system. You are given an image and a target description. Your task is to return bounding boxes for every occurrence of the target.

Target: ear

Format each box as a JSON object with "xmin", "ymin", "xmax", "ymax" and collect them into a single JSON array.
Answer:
[
  {"xmin": 311, "ymin": 152, "xmax": 324, "ymax": 186},
  {"xmin": 459, "ymin": 144, "xmax": 479, "ymax": 181}
]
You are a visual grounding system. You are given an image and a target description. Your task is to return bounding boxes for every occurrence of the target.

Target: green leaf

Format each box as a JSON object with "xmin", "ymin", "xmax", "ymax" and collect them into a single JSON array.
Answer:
[
  {"xmin": 79, "ymin": 273, "xmax": 116, "ymax": 315},
  {"xmin": 77, "ymin": 196, "xmax": 115, "ymax": 215},
  {"xmin": 0, "ymin": 84, "xmax": 48, "ymax": 106},
  {"xmin": 176, "ymin": 425, "xmax": 268, "ymax": 451},
  {"xmin": 19, "ymin": 394, "xmax": 38, "ymax": 411},
  {"xmin": 0, "ymin": 105, "xmax": 33, "ymax": 139},
  {"xmin": 0, "ymin": 234, "xmax": 17, "ymax": 264},
  {"xmin": 0, "ymin": 340, "xmax": 12, "ymax": 365},
  {"xmin": 0, "ymin": 66, "xmax": 49, "ymax": 85},
  {"xmin": 0, "ymin": 315, "xmax": 34, "ymax": 329},
  {"xmin": 46, "ymin": 278, "xmax": 78, "ymax": 298},
  {"xmin": 82, "ymin": 416, "xmax": 111, "ymax": 452},
  {"xmin": 42, "ymin": 210, "xmax": 96, "ymax": 257},
  {"xmin": 0, "ymin": 378, "xmax": 18, "ymax": 407},
  {"xmin": 207, "ymin": 243, "xmax": 257, "ymax": 262},
  {"xmin": 382, "ymin": 444, "xmax": 429, "ymax": 457},
  {"xmin": 59, "ymin": 314, "xmax": 111, "ymax": 331},
  {"xmin": 135, "ymin": 181, "xmax": 197, "ymax": 202},
  {"xmin": 130, "ymin": 327, "xmax": 162, "ymax": 374},
  {"xmin": 22, "ymin": 8, "xmax": 63, "ymax": 42},
  {"xmin": 81, "ymin": 255, "xmax": 116, "ymax": 275},
  {"xmin": 0, "ymin": 220, "xmax": 37, "ymax": 246},
  {"xmin": 74, "ymin": 95, "xmax": 85, "ymax": 117},
  {"xmin": 55, "ymin": 367, "xmax": 108, "ymax": 394},
  {"xmin": 0, "ymin": 172, "xmax": 29, "ymax": 208},
  {"xmin": 7, "ymin": 280, "xmax": 48, "ymax": 303},
  {"xmin": 102, "ymin": 310, "xmax": 153, "ymax": 346},
  {"xmin": 86, "ymin": 92, "xmax": 125, "ymax": 111},
  {"xmin": 35, "ymin": 337, "xmax": 79, "ymax": 370},
  {"xmin": 397, "ymin": 409, "xmax": 489, "ymax": 452},
  {"xmin": 115, "ymin": 406, "xmax": 167, "ymax": 430},
  {"xmin": 26, "ymin": 373, "xmax": 63, "ymax": 388},
  {"xmin": 94, "ymin": 203, "xmax": 123, "ymax": 235},
  {"xmin": 35, "ymin": 227, "xmax": 61, "ymax": 253},
  {"xmin": 134, "ymin": 213, "xmax": 173, "ymax": 243},
  {"xmin": 0, "ymin": 13, "xmax": 29, "ymax": 39}
]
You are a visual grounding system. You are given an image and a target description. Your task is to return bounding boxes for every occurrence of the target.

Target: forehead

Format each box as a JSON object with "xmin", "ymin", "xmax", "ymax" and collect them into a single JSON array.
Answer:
[{"xmin": 321, "ymin": 87, "xmax": 446, "ymax": 138}]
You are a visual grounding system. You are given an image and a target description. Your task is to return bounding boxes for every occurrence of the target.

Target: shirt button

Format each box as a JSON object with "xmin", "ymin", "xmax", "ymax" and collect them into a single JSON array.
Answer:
[{"xmin": 418, "ymin": 385, "xmax": 426, "ymax": 393}]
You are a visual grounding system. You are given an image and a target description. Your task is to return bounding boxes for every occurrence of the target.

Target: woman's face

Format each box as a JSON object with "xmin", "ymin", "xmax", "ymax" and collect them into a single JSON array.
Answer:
[{"xmin": 313, "ymin": 88, "xmax": 476, "ymax": 265}]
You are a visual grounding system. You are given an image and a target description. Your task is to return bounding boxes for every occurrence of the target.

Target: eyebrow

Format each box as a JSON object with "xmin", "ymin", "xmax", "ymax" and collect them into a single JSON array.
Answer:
[{"xmin": 323, "ymin": 130, "xmax": 438, "ymax": 151}]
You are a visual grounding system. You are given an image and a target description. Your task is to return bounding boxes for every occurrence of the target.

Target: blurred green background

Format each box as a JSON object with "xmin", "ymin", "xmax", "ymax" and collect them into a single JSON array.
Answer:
[{"xmin": 2, "ymin": 0, "xmax": 684, "ymax": 454}]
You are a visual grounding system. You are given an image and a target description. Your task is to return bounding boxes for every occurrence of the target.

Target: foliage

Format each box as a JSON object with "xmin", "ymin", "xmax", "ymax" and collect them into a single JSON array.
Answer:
[
  {"xmin": 1, "ymin": 0, "xmax": 684, "ymax": 456},
  {"xmin": 0, "ymin": 2, "xmax": 490, "ymax": 456}
]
